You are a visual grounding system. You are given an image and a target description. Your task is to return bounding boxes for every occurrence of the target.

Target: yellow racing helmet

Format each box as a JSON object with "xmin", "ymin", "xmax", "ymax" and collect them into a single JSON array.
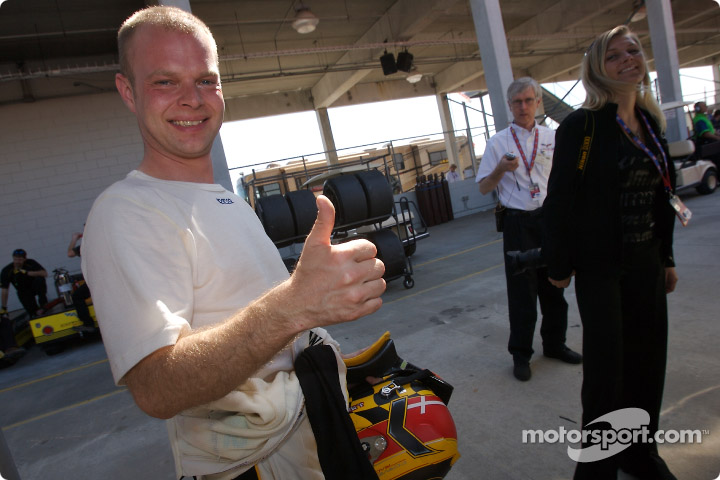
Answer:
[{"xmin": 345, "ymin": 333, "xmax": 460, "ymax": 479}]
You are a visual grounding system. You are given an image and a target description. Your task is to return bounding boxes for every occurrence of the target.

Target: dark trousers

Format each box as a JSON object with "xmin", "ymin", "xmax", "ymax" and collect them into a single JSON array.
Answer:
[
  {"xmin": 573, "ymin": 240, "xmax": 668, "ymax": 479},
  {"xmin": 17, "ymin": 277, "xmax": 48, "ymax": 317},
  {"xmin": 502, "ymin": 209, "xmax": 568, "ymax": 361},
  {"xmin": 0, "ymin": 316, "xmax": 17, "ymax": 351},
  {"xmin": 72, "ymin": 283, "xmax": 93, "ymax": 327}
]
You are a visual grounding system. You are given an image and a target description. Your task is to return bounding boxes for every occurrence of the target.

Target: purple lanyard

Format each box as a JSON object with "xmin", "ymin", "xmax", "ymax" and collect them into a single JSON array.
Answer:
[
  {"xmin": 510, "ymin": 126, "xmax": 539, "ymax": 176},
  {"xmin": 615, "ymin": 111, "xmax": 672, "ymax": 191}
]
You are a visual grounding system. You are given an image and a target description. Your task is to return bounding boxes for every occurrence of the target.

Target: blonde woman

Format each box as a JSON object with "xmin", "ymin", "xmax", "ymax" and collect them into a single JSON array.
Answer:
[{"xmin": 543, "ymin": 25, "xmax": 678, "ymax": 480}]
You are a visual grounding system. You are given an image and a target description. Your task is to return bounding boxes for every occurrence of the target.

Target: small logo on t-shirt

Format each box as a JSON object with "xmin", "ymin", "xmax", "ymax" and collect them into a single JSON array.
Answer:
[{"xmin": 216, "ymin": 198, "xmax": 234, "ymax": 205}]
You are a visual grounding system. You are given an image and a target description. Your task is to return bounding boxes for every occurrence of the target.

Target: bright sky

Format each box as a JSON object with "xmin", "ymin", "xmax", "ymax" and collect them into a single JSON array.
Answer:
[{"xmin": 220, "ymin": 65, "xmax": 717, "ymax": 190}]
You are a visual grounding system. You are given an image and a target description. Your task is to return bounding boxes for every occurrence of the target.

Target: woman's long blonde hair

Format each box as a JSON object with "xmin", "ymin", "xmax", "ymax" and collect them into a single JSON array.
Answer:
[{"xmin": 581, "ymin": 25, "xmax": 666, "ymax": 132}]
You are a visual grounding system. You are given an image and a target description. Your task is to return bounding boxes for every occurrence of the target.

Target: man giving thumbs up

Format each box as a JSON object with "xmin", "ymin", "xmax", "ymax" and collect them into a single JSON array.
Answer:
[{"xmin": 81, "ymin": 7, "xmax": 385, "ymax": 479}]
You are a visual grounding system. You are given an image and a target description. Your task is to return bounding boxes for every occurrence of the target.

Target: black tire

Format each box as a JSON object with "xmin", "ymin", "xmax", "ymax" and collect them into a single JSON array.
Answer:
[
  {"xmin": 403, "ymin": 242, "xmax": 417, "ymax": 257},
  {"xmin": 285, "ymin": 190, "xmax": 317, "ymax": 240},
  {"xmin": 255, "ymin": 195, "xmax": 295, "ymax": 246},
  {"xmin": 355, "ymin": 170, "xmax": 393, "ymax": 224},
  {"xmin": 696, "ymin": 168, "xmax": 718, "ymax": 195},
  {"xmin": 42, "ymin": 344, "xmax": 65, "ymax": 356},
  {"xmin": 323, "ymin": 175, "xmax": 368, "ymax": 228},
  {"xmin": 366, "ymin": 229, "xmax": 406, "ymax": 280}
]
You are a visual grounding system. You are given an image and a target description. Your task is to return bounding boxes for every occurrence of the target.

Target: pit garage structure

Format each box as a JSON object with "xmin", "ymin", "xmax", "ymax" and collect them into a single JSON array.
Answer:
[{"xmin": 0, "ymin": 0, "xmax": 719, "ymax": 312}]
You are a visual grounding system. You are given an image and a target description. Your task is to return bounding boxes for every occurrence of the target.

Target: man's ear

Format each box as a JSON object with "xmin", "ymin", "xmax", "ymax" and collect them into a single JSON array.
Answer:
[{"xmin": 115, "ymin": 73, "xmax": 137, "ymax": 113}]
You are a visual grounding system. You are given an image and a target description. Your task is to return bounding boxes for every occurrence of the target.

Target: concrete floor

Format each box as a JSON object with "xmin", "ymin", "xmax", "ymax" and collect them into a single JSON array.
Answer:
[{"xmin": 0, "ymin": 188, "xmax": 718, "ymax": 480}]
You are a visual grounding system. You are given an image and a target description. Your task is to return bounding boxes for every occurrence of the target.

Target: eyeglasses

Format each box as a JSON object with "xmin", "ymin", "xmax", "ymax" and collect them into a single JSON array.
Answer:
[
  {"xmin": 510, "ymin": 97, "xmax": 538, "ymax": 107},
  {"xmin": 12, "ymin": 249, "xmax": 26, "ymax": 257}
]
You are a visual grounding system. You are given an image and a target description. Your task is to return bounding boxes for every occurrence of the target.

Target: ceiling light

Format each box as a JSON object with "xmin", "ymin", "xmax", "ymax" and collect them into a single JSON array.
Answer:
[
  {"xmin": 630, "ymin": 0, "xmax": 647, "ymax": 22},
  {"xmin": 292, "ymin": 4, "xmax": 319, "ymax": 34},
  {"xmin": 406, "ymin": 72, "xmax": 423, "ymax": 84}
]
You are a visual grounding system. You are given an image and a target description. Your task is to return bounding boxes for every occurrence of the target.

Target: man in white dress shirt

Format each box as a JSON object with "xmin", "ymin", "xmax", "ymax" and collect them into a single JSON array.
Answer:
[{"xmin": 476, "ymin": 77, "xmax": 581, "ymax": 381}]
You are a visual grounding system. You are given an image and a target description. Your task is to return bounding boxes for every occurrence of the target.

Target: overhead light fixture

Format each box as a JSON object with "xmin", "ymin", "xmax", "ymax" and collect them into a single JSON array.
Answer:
[
  {"xmin": 405, "ymin": 65, "xmax": 422, "ymax": 84},
  {"xmin": 405, "ymin": 71, "xmax": 422, "ymax": 83},
  {"xmin": 630, "ymin": 0, "xmax": 647, "ymax": 22},
  {"xmin": 292, "ymin": 2, "xmax": 319, "ymax": 34}
]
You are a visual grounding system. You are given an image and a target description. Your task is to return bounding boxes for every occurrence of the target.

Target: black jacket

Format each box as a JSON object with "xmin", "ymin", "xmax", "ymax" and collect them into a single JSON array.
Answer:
[
  {"xmin": 1, "ymin": 258, "xmax": 46, "ymax": 292},
  {"xmin": 543, "ymin": 103, "xmax": 676, "ymax": 280}
]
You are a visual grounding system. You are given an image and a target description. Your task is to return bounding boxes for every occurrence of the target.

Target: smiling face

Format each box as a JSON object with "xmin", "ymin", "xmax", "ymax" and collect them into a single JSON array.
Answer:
[
  {"xmin": 115, "ymin": 25, "xmax": 224, "ymax": 178},
  {"xmin": 603, "ymin": 34, "xmax": 645, "ymax": 86}
]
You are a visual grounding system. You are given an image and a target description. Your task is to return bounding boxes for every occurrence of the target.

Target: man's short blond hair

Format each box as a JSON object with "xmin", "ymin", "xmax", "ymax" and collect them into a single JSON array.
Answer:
[{"xmin": 117, "ymin": 6, "xmax": 217, "ymax": 84}]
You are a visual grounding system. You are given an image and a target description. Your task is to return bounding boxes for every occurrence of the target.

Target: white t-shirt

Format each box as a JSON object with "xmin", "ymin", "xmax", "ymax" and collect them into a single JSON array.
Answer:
[
  {"xmin": 81, "ymin": 171, "xmax": 310, "ymax": 477},
  {"xmin": 475, "ymin": 122, "xmax": 555, "ymax": 211}
]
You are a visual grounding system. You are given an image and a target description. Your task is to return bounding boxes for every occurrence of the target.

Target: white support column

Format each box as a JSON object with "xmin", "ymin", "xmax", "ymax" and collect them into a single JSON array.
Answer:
[
  {"xmin": 158, "ymin": 0, "xmax": 192, "ymax": 10},
  {"xmin": 436, "ymin": 94, "xmax": 460, "ymax": 170},
  {"xmin": 713, "ymin": 64, "xmax": 720, "ymax": 106},
  {"xmin": 645, "ymin": 0, "xmax": 688, "ymax": 143},
  {"xmin": 158, "ymin": 0, "xmax": 233, "ymax": 190},
  {"xmin": 316, "ymin": 107, "xmax": 339, "ymax": 165},
  {"xmin": 209, "ymin": 136, "xmax": 233, "ymax": 191},
  {"xmin": 468, "ymin": 0, "xmax": 514, "ymax": 130}
]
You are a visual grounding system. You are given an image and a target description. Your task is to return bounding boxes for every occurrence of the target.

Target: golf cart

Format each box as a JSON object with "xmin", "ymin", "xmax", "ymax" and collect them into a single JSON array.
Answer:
[
  {"xmin": 668, "ymin": 139, "xmax": 717, "ymax": 195},
  {"xmin": 659, "ymin": 100, "xmax": 717, "ymax": 195}
]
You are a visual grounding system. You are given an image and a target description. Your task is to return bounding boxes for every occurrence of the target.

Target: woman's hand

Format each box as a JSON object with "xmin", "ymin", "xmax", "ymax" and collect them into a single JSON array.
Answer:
[
  {"xmin": 548, "ymin": 271, "xmax": 574, "ymax": 289},
  {"xmin": 548, "ymin": 277, "xmax": 571, "ymax": 288},
  {"xmin": 665, "ymin": 267, "xmax": 678, "ymax": 293}
]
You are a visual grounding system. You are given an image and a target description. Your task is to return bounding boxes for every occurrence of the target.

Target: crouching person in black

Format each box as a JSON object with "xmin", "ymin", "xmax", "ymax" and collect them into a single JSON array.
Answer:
[{"xmin": 1, "ymin": 248, "xmax": 48, "ymax": 318}]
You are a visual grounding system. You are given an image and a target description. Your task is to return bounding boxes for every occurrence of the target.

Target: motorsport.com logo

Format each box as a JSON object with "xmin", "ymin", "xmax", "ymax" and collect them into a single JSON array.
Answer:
[{"xmin": 521, "ymin": 408, "xmax": 708, "ymax": 462}]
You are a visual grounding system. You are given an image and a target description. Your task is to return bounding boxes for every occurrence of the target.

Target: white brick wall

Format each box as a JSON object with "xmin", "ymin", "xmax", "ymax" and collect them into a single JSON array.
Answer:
[{"xmin": 0, "ymin": 92, "xmax": 143, "ymax": 312}]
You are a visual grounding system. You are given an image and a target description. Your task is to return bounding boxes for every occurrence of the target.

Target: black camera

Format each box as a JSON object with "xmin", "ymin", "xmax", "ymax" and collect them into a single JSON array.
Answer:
[{"xmin": 506, "ymin": 247, "xmax": 545, "ymax": 275}]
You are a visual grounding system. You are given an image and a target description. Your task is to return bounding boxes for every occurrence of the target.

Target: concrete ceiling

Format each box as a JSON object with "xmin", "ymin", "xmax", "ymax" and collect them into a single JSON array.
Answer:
[{"xmin": 1, "ymin": 0, "xmax": 719, "ymax": 120}]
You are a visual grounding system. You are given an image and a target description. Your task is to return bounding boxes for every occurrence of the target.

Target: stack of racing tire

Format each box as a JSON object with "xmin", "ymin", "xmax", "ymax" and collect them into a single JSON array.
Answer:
[{"xmin": 255, "ymin": 170, "xmax": 413, "ymax": 287}]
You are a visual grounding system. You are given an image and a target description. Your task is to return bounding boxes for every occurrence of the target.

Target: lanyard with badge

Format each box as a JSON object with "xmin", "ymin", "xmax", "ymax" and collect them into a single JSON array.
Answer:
[
  {"xmin": 510, "ymin": 126, "xmax": 541, "ymax": 200},
  {"xmin": 616, "ymin": 111, "xmax": 692, "ymax": 226}
]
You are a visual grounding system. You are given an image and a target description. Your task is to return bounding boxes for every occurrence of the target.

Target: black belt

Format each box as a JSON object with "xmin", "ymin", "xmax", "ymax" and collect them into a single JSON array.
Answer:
[{"xmin": 505, "ymin": 207, "xmax": 542, "ymax": 217}]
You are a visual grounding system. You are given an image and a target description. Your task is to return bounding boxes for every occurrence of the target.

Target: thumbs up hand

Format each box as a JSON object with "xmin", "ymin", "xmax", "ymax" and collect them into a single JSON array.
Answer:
[{"xmin": 284, "ymin": 195, "xmax": 385, "ymax": 330}]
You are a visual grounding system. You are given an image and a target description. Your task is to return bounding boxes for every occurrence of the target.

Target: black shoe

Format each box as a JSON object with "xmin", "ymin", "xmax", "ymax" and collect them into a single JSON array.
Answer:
[
  {"xmin": 0, "ymin": 347, "xmax": 25, "ymax": 368},
  {"xmin": 513, "ymin": 360, "xmax": 531, "ymax": 381},
  {"xmin": 544, "ymin": 346, "xmax": 582, "ymax": 364},
  {"xmin": 5, "ymin": 347, "xmax": 25, "ymax": 359},
  {"xmin": 620, "ymin": 452, "xmax": 677, "ymax": 480}
]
